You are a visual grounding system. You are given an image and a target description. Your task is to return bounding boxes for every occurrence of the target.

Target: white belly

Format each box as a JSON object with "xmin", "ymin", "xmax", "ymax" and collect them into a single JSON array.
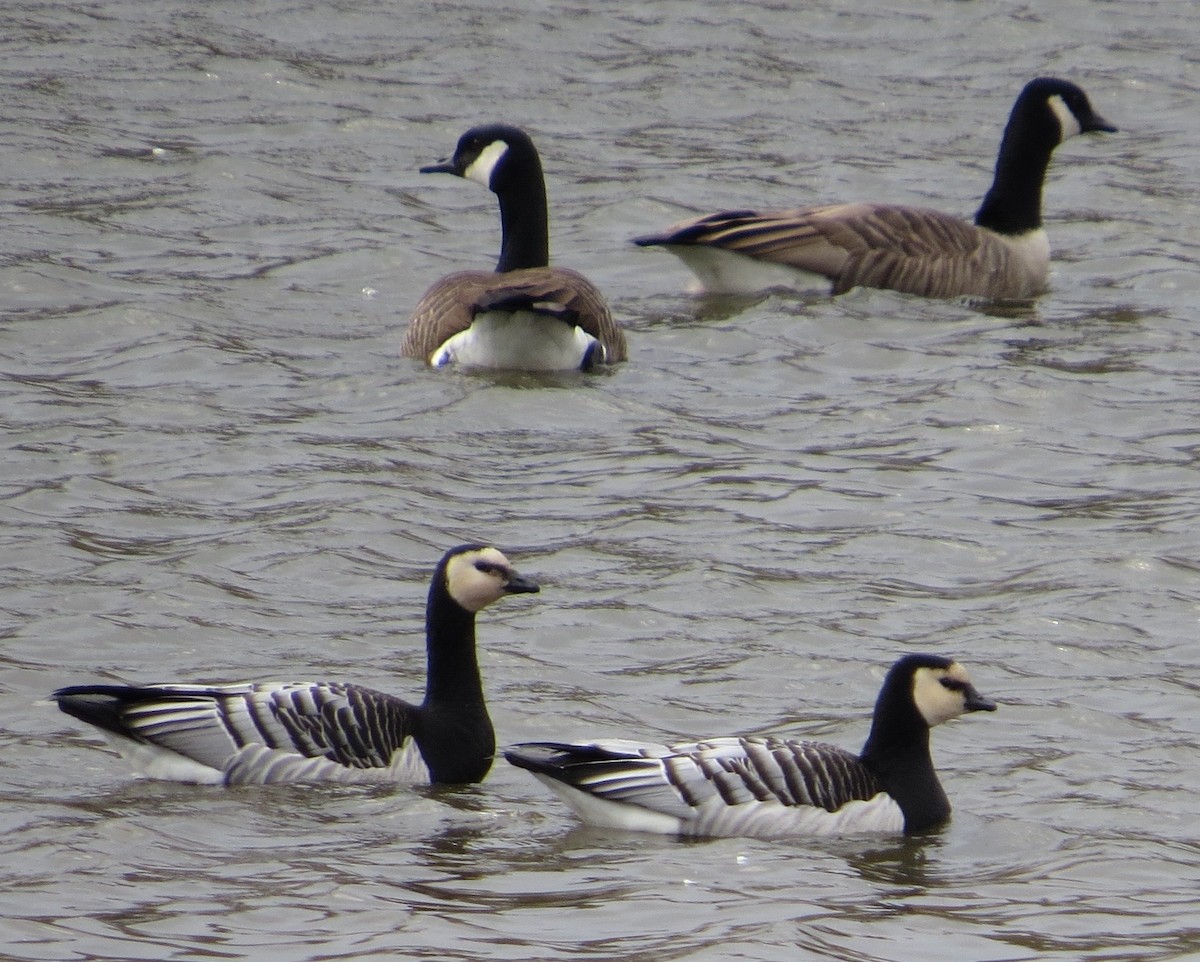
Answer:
[
  {"xmin": 104, "ymin": 732, "xmax": 432, "ymax": 786},
  {"xmin": 432, "ymin": 312, "xmax": 599, "ymax": 371},
  {"xmin": 684, "ymin": 793, "xmax": 906, "ymax": 839},
  {"xmin": 535, "ymin": 771, "xmax": 907, "ymax": 840},
  {"xmin": 664, "ymin": 245, "xmax": 828, "ymax": 295}
]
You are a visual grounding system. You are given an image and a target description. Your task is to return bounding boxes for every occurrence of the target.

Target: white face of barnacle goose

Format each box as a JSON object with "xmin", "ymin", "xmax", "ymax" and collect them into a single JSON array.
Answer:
[
  {"xmin": 912, "ymin": 661, "xmax": 996, "ymax": 727},
  {"xmin": 445, "ymin": 546, "xmax": 534, "ymax": 613}
]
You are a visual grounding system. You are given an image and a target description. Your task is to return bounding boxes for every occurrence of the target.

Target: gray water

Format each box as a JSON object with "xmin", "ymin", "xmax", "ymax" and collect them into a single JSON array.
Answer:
[{"xmin": 2, "ymin": 1, "xmax": 1199, "ymax": 959}]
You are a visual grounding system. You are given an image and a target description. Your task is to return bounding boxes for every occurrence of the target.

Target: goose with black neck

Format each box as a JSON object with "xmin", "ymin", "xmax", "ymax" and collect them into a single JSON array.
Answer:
[
  {"xmin": 53, "ymin": 544, "xmax": 539, "ymax": 786},
  {"xmin": 634, "ymin": 77, "xmax": 1116, "ymax": 300},
  {"xmin": 403, "ymin": 124, "xmax": 627, "ymax": 371}
]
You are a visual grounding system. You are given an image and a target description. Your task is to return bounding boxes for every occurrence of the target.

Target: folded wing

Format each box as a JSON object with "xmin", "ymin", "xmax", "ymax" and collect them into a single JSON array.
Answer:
[
  {"xmin": 506, "ymin": 736, "xmax": 901, "ymax": 837},
  {"xmin": 54, "ymin": 681, "xmax": 425, "ymax": 785}
]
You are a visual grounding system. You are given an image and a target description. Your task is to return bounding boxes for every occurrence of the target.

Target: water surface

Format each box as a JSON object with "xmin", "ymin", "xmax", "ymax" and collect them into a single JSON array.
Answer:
[{"xmin": 2, "ymin": 1, "xmax": 1199, "ymax": 960}]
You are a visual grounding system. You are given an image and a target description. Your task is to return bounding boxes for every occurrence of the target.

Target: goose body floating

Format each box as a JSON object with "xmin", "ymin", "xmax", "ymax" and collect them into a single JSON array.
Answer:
[
  {"xmin": 403, "ymin": 124, "xmax": 627, "ymax": 371},
  {"xmin": 635, "ymin": 78, "xmax": 1115, "ymax": 300},
  {"xmin": 505, "ymin": 654, "xmax": 996, "ymax": 838},
  {"xmin": 54, "ymin": 545, "xmax": 538, "ymax": 786}
]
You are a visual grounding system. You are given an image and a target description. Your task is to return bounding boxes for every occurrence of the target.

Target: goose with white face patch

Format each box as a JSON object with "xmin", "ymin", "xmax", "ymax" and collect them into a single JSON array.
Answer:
[
  {"xmin": 505, "ymin": 654, "xmax": 996, "ymax": 838},
  {"xmin": 635, "ymin": 77, "xmax": 1116, "ymax": 300},
  {"xmin": 402, "ymin": 124, "xmax": 627, "ymax": 371},
  {"xmin": 53, "ymin": 545, "xmax": 538, "ymax": 786}
]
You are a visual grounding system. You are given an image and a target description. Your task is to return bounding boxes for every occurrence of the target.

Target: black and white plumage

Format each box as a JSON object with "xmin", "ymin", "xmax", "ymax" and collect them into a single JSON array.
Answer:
[
  {"xmin": 402, "ymin": 124, "xmax": 627, "ymax": 371},
  {"xmin": 634, "ymin": 78, "xmax": 1116, "ymax": 299},
  {"xmin": 54, "ymin": 544, "xmax": 539, "ymax": 786},
  {"xmin": 505, "ymin": 654, "xmax": 996, "ymax": 838}
]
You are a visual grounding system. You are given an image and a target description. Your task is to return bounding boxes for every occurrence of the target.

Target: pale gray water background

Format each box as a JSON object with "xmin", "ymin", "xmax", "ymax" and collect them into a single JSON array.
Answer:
[{"xmin": 1, "ymin": 0, "xmax": 1198, "ymax": 959}]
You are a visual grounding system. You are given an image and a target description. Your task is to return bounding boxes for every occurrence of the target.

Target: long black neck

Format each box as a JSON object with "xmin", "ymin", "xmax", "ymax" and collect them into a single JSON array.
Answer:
[
  {"xmin": 422, "ymin": 590, "xmax": 485, "ymax": 711},
  {"xmin": 859, "ymin": 704, "xmax": 949, "ymax": 834},
  {"xmin": 974, "ymin": 97, "xmax": 1060, "ymax": 236},
  {"xmin": 494, "ymin": 151, "xmax": 550, "ymax": 272},
  {"xmin": 417, "ymin": 584, "xmax": 493, "ymax": 783}
]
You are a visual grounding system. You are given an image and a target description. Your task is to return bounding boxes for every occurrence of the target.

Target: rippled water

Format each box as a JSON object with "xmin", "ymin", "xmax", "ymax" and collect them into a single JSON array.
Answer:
[{"xmin": 3, "ymin": 1, "xmax": 1199, "ymax": 960}]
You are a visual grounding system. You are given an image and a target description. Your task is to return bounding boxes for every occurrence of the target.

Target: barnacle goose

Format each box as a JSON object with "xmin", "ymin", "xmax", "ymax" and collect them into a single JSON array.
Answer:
[
  {"xmin": 505, "ymin": 654, "xmax": 996, "ymax": 838},
  {"xmin": 53, "ymin": 544, "xmax": 538, "ymax": 786},
  {"xmin": 634, "ymin": 78, "xmax": 1115, "ymax": 299},
  {"xmin": 402, "ymin": 124, "xmax": 627, "ymax": 371}
]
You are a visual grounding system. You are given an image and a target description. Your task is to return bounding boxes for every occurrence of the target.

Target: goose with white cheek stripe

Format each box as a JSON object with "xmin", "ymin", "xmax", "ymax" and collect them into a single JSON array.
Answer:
[
  {"xmin": 402, "ymin": 124, "xmax": 627, "ymax": 371},
  {"xmin": 505, "ymin": 654, "xmax": 996, "ymax": 838},
  {"xmin": 634, "ymin": 77, "xmax": 1115, "ymax": 299},
  {"xmin": 53, "ymin": 545, "xmax": 538, "ymax": 786}
]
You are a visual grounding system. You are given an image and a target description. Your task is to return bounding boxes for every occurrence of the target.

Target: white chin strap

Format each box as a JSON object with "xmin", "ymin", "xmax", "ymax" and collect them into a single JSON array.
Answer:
[
  {"xmin": 1047, "ymin": 94, "xmax": 1083, "ymax": 141},
  {"xmin": 464, "ymin": 140, "xmax": 509, "ymax": 188}
]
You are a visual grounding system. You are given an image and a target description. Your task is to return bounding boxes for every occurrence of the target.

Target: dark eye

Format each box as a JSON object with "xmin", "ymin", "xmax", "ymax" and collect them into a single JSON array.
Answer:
[
  {"xmin": 940, "ymin": 677, "xmax": 966, "ymax": 692},
  {"xmin": 475, "ymin": 560, "xmax": 496, "ymax": 574}
]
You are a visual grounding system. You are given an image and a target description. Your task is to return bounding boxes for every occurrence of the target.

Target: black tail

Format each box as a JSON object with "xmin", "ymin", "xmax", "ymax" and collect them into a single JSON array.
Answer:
[
  {"xmin": 53, "ymin": 685, "xmax": 146, "ymax": 737},
  {"xmin": 504, "ymin": 741, "xmax": 631, "ymax": 777},
  {"xmin": 633, "ymin": 210, "xmax": 761, "ymax": 247},
  {"xmin": 472, "ymin": 290, "xmax": 580, "ymax": 325}
]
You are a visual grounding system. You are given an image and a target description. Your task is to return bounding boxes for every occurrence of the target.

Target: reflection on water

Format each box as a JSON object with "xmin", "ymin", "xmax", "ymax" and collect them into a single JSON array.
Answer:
[{"xmin": 3, "ymin": 0, "xmax": 1200, "ymax": 960}]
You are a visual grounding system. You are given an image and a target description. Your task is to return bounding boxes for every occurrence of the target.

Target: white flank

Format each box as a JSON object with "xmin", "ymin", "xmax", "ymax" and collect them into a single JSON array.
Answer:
[
  {"xmin": 107, "ymin": 734, "xmax": 226, "ymax": 784},
  {"xmin": 531, "ymin": 774, "xmax": 685, "ymax": 835},
  {"xmin": 1002, "ymin": 226, "xmax": 1050, "ymax": 264},
  {"xmin": 431, "ymin": 310, "xmax": 599, "ymax": 371},
  {"xmin": 223, "ymin": 740, "xmax": 430, "ymax": 786},
  {"xmin": 975, "ymin": 225, "xmax": 1050, "ymax": 298},
  {"xmin": 100, "ymin": 726, "xmax": 431, "ymax": 787},
  {"xmin": 464, "ymin": 140, "xmax": 509, "ymax": 188},
  {"xmin": 686, "ymin": 793, "xmax": 905, "ymax": 839},
  {"xmin": 533, "ymin": 767, "xmax": 905, "ymax": 839},
  {"xmin": 386, "ymin": 738, "xmax": 434, "ymax": 784},
  {"xmin": 663, "ymin": 245, "xmax": 826, "ymax": 295}
]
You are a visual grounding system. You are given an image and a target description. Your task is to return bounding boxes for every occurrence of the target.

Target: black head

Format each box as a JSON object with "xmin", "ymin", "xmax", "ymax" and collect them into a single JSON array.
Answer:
[
  {"xmin": 1018, "ymin": 77, "xmax": 1117, "ymax": 141},
  {"xmin": 420, "ymin": 124, "xmax": 542, "ymax": 194}
]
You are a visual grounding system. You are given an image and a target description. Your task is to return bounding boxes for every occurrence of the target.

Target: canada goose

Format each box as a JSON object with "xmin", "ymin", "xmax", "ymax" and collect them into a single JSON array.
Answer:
[
  {"xmin": 635, "ymin": 78, "xmax": 1116, "ymax": 299},
  {"xmin": 505, "ymin": 654, "xmax": 996, "ymax": 838},
  {"xmin": 53, "ymin": 544, "xmax": 538, "ymax": 786},
  {"xmin": 402, "ymin": 124, "xmax": 627, "ymax": 371}
]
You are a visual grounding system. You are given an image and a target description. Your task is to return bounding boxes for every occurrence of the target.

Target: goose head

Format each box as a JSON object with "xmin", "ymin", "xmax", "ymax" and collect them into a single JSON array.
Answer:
[
  {"xmin": 420, "ymin": 124, "xmax": 550, "ymax": 273},
  {"xmin": 441, "ymin": 544, "xmax": 540, "ymax": 613},
  {"xmin": 421, "ymin": 124, "xmax": 541, "ymax": 195},
  {"xmin": 1019, "ymin": 77, "xmax": 1117, "ymax": 145},
  {"xmin": 866, "ymin": 654, "xmax": 996, "ymax": 741},
  {"xmin": 902, "ymin": 654, "xmax": 997, "ymax": 727}
]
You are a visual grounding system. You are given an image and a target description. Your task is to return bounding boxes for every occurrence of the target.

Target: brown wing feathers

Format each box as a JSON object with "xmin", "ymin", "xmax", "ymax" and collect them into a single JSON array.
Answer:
[{"xmin": 402, "ymin": 266, "xmax": 626, "ymax": 364}]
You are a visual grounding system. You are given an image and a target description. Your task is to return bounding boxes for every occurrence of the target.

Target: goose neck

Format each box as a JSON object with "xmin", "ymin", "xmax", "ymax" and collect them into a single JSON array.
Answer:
[
  {"xmin": 860, "ymin": 720, "xmax": 931, "ymax": 771},
  {"xmin": 974, "ymin": 108, "xmax": 1057, "ymax": 235},
  {"xmin": 860, "ymin": 725, "xmax": 949, "ymax": 832},
  {"xmin": 422, "ymin": 595, "xmax": 486, "ymax": 711},
  {"xmin": 494, "ymin": 169, "xmax": 550, "ymax": 272}
]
